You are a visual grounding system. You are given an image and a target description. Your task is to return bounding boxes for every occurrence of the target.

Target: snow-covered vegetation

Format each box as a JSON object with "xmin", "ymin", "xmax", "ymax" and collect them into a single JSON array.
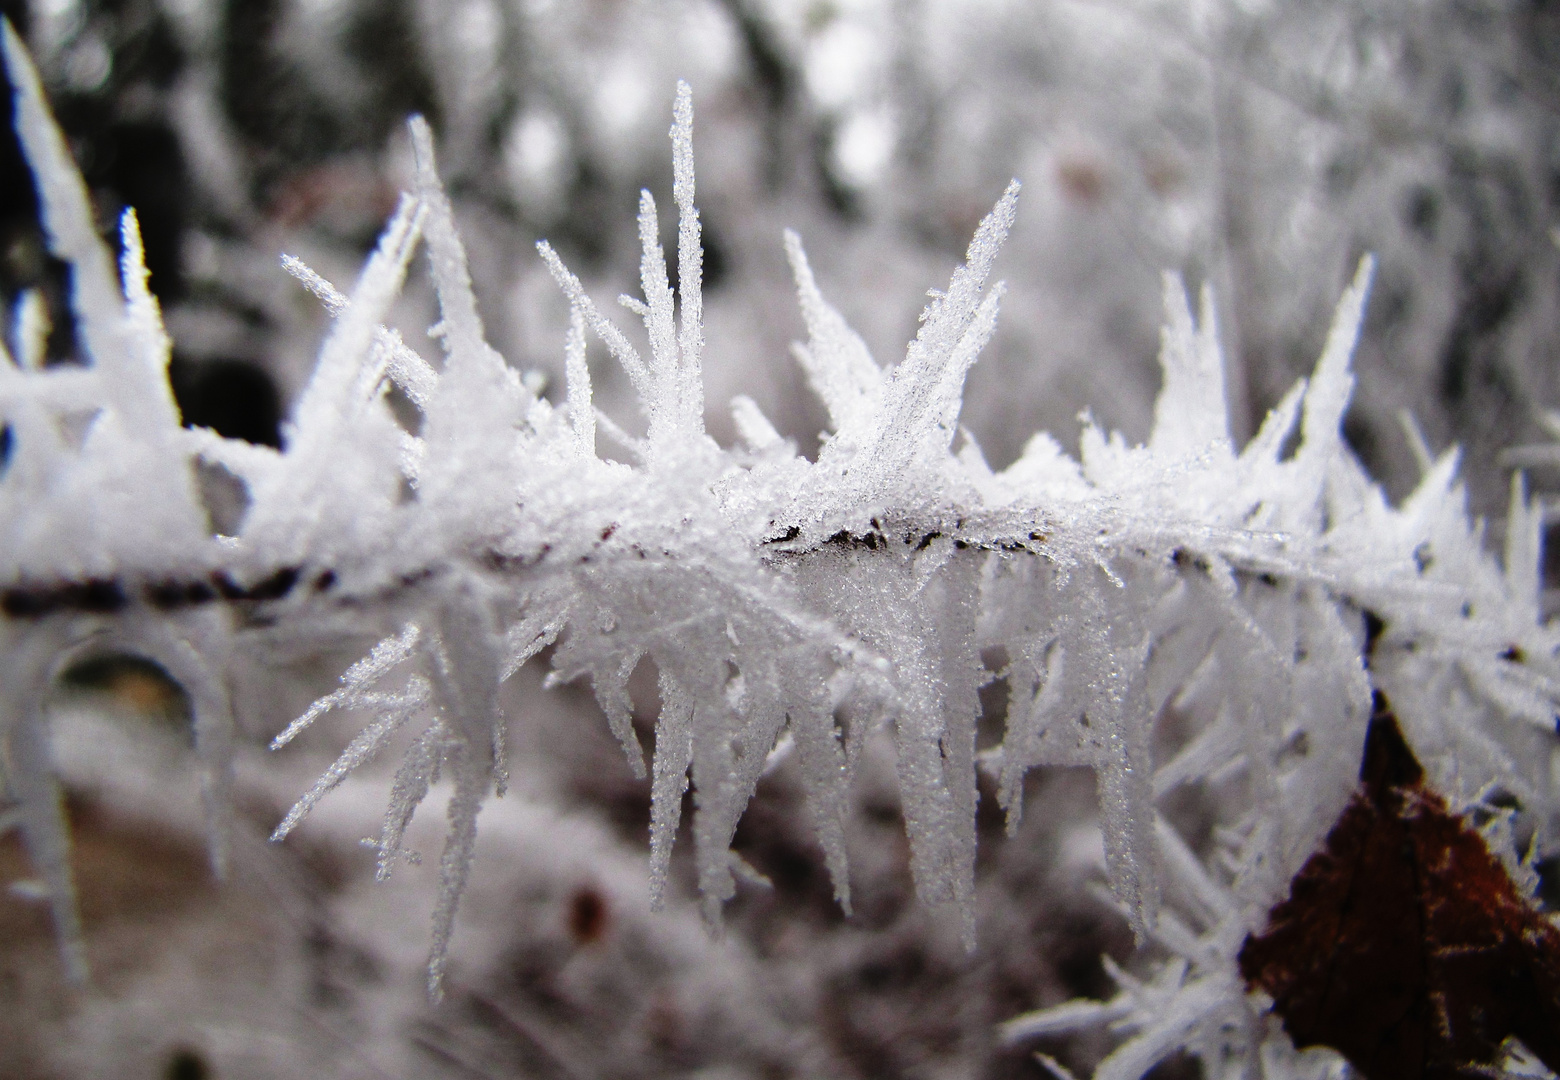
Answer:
[{"xmin": 3, "ymin": 2, "xmax": 1560, "ymax": 1078}]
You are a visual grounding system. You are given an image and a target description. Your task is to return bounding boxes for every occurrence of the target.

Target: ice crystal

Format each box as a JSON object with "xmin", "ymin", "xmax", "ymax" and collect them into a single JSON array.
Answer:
[{"xmin": 3, "ymin": 23, "xmax": 1558, "ymax": 1072}]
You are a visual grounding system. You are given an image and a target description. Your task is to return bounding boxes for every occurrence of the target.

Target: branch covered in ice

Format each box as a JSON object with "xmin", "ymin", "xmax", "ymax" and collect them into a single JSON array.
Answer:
[{"xmin": 3, "ymin": 28, "xmax": 1558, "ymax": 1070}]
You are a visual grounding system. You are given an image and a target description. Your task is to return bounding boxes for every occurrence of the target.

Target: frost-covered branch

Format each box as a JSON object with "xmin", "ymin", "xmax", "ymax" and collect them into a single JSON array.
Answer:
[{"xmin": 2, "ymin": 23, "xmax": 1557, "ymax": 1074}]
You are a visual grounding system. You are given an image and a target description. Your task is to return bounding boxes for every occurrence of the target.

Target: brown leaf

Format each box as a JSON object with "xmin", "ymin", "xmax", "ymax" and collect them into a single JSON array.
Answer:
[{"xmin": 1238, "ymin": 692, "xmax": 1560, "ymax": 1080}]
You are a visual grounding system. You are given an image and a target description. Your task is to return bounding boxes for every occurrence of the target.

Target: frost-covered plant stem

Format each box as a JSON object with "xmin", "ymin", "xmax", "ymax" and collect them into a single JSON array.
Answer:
[{"xmin": 3, "ymin": 23, "xmax": 1558, "ymax": 1074}]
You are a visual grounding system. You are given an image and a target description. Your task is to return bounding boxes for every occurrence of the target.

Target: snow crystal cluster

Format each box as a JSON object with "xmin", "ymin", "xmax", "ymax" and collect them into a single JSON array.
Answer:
[{"xmin": 3, "ymin": 22, "xmax": 1558, "ymax": 1078}]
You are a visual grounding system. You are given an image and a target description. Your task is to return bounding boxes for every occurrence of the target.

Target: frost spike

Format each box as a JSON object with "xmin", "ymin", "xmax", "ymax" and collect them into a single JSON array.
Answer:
[
  {"xmin": 1239, "ymin": 378, "xmax": 1306, "ymax": 467},
  {"xmin": 333, "ymin": 199, "xmax": 422, "ymax": 382},
  {"xmin": 118, "ymin": 209, "xmax": 183, "ymax": 436},
  {"xmin": 563, "ymin": 303, "xmax": 595, "ymax": 458},
  {"xmin": 242, "ymin": 195, "xmax": 422, "ymax": 560},
  {"xmin": 3, "ymin": 24, "xmax": 125, "ymax": 404},
  {"xmin": 634, "ymin": 188, "xmax": 682, "ymax": 442},
  {"xmin": 999, "ymin": 998, "xmax": 1137, "ymax": 1044},
  {"xmin": 782, "ymin": 229, "xmax": 881, "ymax": 438},
  {"xmin": 637, "ymin": 190, "xmax": 677, "ymax": 375},
  {"xmin": 421, "ymin": 588, "xmax": 506, "ymax": 994},
  {"xmin": 1398, "ymin": 408, "xmax": 1436, "ymax": 478},
  {"xmin": 271, "ymin": 677, "xmax": 429, "ymax": 843},
  {"xmin": 1298, "ymin": 254, "xmax": 1375, "ymax": 462},
  {"xmin": 902, "ymin": 179, "xmax": 1019, "ymax": 381},
  {"xmin": 928, "ymin": 284, "xmax": 1005, "ymax": 445},
  {"xmin": 671, "ymin": 80, "xmax": 704, "ymax": 424},
  {"xmin": 501, "ymin": 608, "xmax": 568, "ymax": 682},
  {"xmin": 408, "ymin": 116, "xmax": 516, "ymax": 393},
  {"xmin": 730, "ymin": 394, "xmax": 782, "ymax": 450},
  {"xmin": 287, "ymin": 195, "xmax": 424, "ymax": 442},
  {"xmin": 272, "ymin": 624, "xmax": 421, "ymax": 749},
  {"xmin": 1149, "ymin": 274, "xmax": 1230, "ymax": 459},
  {"xmin": 281, "ymin": 254, "xmax": 439, "ymax": 409},
  {"xmin": 374, "ymin": 720, "xmax": 445, "ymax": 883},
  {"xmin": 1091, "ymin": 977, "xmax": 1229, "ymax": 1080},
  {"xmin": 593, "ymin": 408, "xmax": 648, "ymax": 461},
  {"xmin": 1152, "ymin": 815, "xmax": 1234, "ymax": 926},
  {"xmin": 861, "ymin": 180, "xmax": 1019, "ymax": 486},
  {"xmin": 537, "ymin": 240, "xmax": 652, "ymax": 398}
]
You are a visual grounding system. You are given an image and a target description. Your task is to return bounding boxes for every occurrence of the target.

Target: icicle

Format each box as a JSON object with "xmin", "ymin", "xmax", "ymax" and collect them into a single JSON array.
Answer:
[
  {"xmin": 10, "ymin": 707, "xmax": 87, "ymax": 980},
  {"xmin": 648, "ymin": 669, "xmax": 696, "ymax": 909},
  {"xmin": 426, "ymin": 751, "xmax": 484, "ymax": 1001},
  {"xmin": 147, "ymin": 619, "xmax": 237, "ymax": 877},
  {"xmin": 0, "ymin": 625, "xmax": 86, "ymax": 981},
  {"xmin": 577, "ymin": 652, "xmax": 648, "ymax": 778},
  {"xmin": 788, "ymin": 691, "xmax": 854, "ymax": 913},
  {"xmin": 691, "ymin": 693, "xmax": 784, "ymax": 925}
]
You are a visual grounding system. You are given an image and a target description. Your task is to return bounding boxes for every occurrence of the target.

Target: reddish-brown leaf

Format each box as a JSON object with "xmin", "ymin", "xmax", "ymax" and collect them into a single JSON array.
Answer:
[{"xmin": 1238, "ymin": 693, "xmax": 1560, "ymax": 1080}]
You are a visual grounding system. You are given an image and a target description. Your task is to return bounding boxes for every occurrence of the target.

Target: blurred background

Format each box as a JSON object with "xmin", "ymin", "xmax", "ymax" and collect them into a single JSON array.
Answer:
[{"xmin": 1, "ymin": 0, "xmax": 1558, "ymax": 1077}]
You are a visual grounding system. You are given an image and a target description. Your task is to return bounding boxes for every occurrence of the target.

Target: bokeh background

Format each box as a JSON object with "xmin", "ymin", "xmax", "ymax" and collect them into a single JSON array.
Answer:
[{"xmin": 2, "ymin": 1, "xmax": 1559, "ymax": 1077}]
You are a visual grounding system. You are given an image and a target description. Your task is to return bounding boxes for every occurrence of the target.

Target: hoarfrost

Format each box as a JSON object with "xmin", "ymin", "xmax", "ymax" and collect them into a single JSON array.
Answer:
[{"xmin": 3, "ymin": 28, "xmax": 1559, "ymax": 1074}]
